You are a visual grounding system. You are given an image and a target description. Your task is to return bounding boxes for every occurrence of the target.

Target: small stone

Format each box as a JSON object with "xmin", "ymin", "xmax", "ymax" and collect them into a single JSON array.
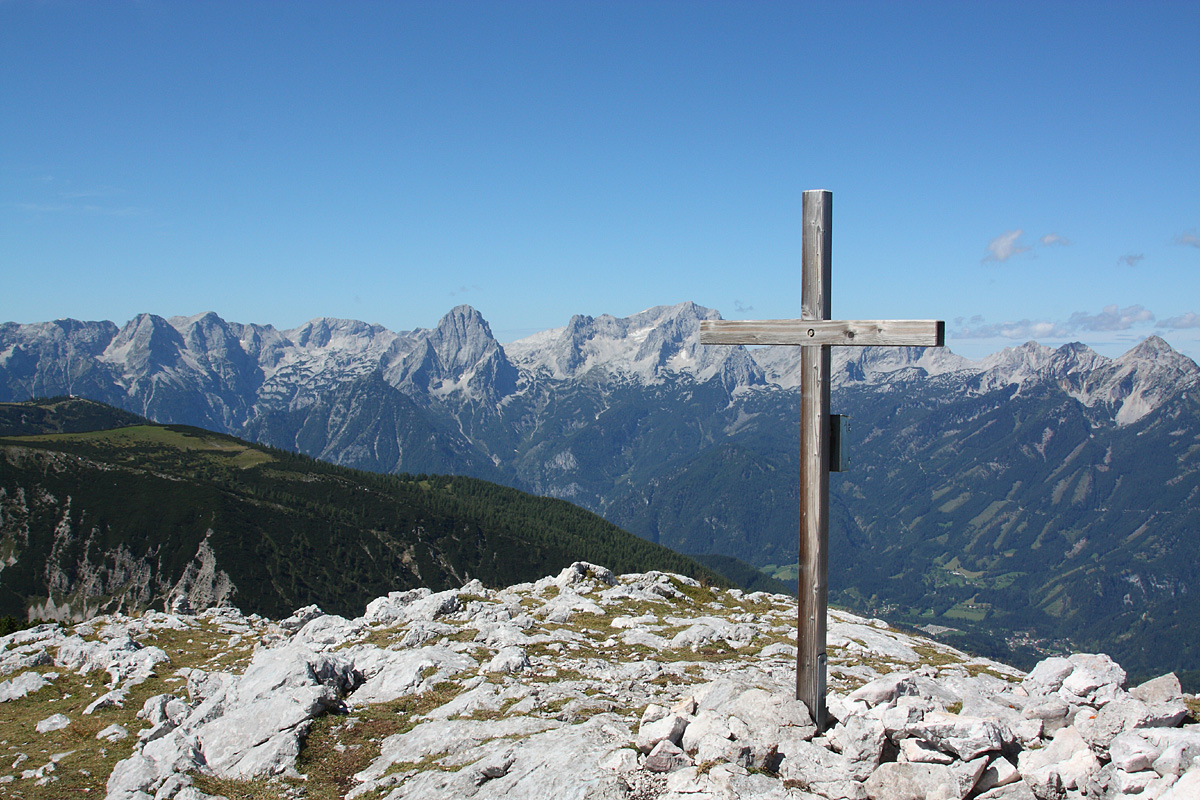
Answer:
[
  {"xmin": 35, "ymin": 714, "xmax": 70, "ymax": 733},
  {"xmin": 485, "ymin": 646, "xmax": 530, "ymax": 674},
  {"xmin": 84, "ymin": 688, "xmax": 128, "ymax": 715},
  {"xmin": 974, "ymin": 755, "xmax": 1020, "ymax": 793},
  {"xmin": 96, "ymin": 723, "xmax": 129, "ymax": 742},
  {"xmin": 1130, "ymin": 673, "xmax": 1183, "ymax": 706},
  {"xmin": 1160, "ymin": 765, "xmax": 1200, "ymax": 800},
  {"xmin": 473, "ymin": 749, "xmax": 515, "ymax": 783},
  {"xmin": 974, "ymin": 781, "xmax": 1038, "ymax": 800},
  {"xmin": 863, "ymin": 761, "xmax": 959, "ymax": 800},
  {"xmin": 643, "ymin": 739, "xmax": 693, "ymax": 773},
  {"xmin": 637, "ymin": 714, "xmax": 689, "ymax": 753},
  {"xmin": 849, "ymin": 673, "xmax": 919, "ymax": 707},
  {"xmin": 671, "ymin": 695, "xmax": 697, "ymax": 717},
  {"xmin": 1109, "ymin": 730, "xmax": 1160, "ymax": 773},
  {"xmin": 899, "ymin": 738, "xmax": 954, "ymax": 764},
  {"xmin": 641, "ymin": 704, "xmax": 668, "ymax": 726}
]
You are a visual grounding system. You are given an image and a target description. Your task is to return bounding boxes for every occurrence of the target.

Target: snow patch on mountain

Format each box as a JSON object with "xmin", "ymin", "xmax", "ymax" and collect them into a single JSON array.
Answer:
[
  {"xmin": 4, "ymin": 304, "xmax": 1198, "ymax": 431},
  {"xmin": 507, "ymin": 302, "xmax": 764, "ymax": 389}
]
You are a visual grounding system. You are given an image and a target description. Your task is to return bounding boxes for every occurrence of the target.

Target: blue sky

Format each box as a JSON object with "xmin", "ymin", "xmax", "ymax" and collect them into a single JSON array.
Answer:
[{"xmin": 2, "ymin": 1, "xmax": 1198, "ymax": 361}]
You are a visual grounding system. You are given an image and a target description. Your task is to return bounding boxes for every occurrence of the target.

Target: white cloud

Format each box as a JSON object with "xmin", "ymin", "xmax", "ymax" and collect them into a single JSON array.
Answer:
[
  {"xmin": 1040, "ymin": 233, "xmax": 1071, "ymax": 247},
  {"xmin": 953, "ymin": 318, "xmax": 1068, "ymax": 340},
  {"xmin": 953, "ymin": 304, "xmax": 1156, "ymax": 340},
  {"xmin": 1065, "ymin": 304, "xmax": 1154, "ymax": 332},
  {"xmin": 1174, "ymin": 231, "xmax": 1200, "ymax": 248},
  {"xmin": 982, "ymin": 229, "xmax": 1031, "ymax": 263},
  {"xmin": 1117, "ymin": 253, "xmax": 1145, "ymax": 267},
  {"xmin": 1158, "ymin": 311, "xmax": 1200, "ymax": 329}
]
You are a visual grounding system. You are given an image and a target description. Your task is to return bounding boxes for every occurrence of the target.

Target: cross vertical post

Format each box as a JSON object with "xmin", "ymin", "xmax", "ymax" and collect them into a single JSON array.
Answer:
[
  {"xmin": 798, "ymin": 189, "xmax": 832, "ymax": 729},
  {"xmin": 697, "ymin": 189, "xmax": 944, "ymax": 731}
]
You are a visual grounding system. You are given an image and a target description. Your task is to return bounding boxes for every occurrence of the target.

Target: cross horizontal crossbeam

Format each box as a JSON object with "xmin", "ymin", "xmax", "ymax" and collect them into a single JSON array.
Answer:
[{"xmin": 699, "ymin": 319, "xmax": 944, "ymax": 347}]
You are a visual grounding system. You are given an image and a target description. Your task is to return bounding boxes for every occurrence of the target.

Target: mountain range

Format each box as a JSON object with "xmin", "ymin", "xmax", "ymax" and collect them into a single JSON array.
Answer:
[{"xmin": 2, "ymin": 303, "xmax": 1198, "ymax": 684}]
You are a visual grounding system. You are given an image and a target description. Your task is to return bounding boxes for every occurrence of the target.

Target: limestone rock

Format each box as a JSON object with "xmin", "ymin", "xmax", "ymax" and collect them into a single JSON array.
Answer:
[
  {"xmin": 975, "ymin": 755, "xmax": 1020, "ymax": 793},
  {"xmin": 36, "ymin": 712, "xmax": 70, "ymax": 732},
  {"xmin": 97, "ymin": 723, "xmax": 130, "ymax": 742},
  {"xmin": 486, "ymin": 646, "xmax": 530, "ymax": 674},
  {"xmin": 1131, "ymin": 672, "xmax": 1184, "ymax": 705},
  {"xmin": 901, "ymin": 712, "xmax": 1007, "ymax": 761},
  {"xmin": 1023, "ymin": 657, "xmax": 1074, "ymax": 695},
  {"xmin": 1017, "ymin": 725, "xmax": 1100, "ymax": 792},
  {"xmin": 1109, "ymin": 729, "xmax": 1162, "ymax": 772},
  {"xmin": 644, "ymin": 739, "xmax": 693, "ymax": 772},
  {"xmin": 780, "ymin": 739, "xmax": 869, "ymax": 797},
  {"xmin": 975, "ymin": 781, "xmax": 1038, "ymax": 800},
  {"xmin": 637, "ymin": 713, "xmax": 689, "ymax": 753},
  {"xmin": 554, "ymin": 561, "xmax": 617, "ymax": 588},
  {"xmin": 1075, "ymin": 696, "xmax": 1152, "ymax": 749},
  {"xmin": 0, "ymin": 670, "xmax": 48, "ymax": 702},
  {"xmin": 279, "ymin": 604, "xmax": 323, "ymax": 632},
  {"xmin": 863, "ymin": 761, "xmax": 959, "ymax": 800},
  {"xmin": 1060, "ymin": 653, "xmax": 1126, "ymax": 706},
  {"xmin": 1160, "ymin": 764, "xmax": 1200, "ymax": 800},
  {"xmin": 849, "ymin": 673, "xmax": 919, "ymax": 707},
  {"xmin": 347, "ymin": 645, "xmax": 473, "ymax": 706},
  {"xmin": 84, "ymin": 687, "xmax": 128, "ymax": 714},
  {"xmin": 295, "ymin": 613, "xmax": 362, "ymax": 649},
  {"xmin": 832, "ymin": 714, "xmax": 887, "ymax": 769}
]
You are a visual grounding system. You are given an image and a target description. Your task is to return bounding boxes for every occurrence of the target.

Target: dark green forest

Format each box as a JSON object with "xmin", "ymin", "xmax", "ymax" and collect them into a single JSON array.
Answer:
[{"xmin": 0, "ymin": 398, "xmax": 729, "ymax": 621}]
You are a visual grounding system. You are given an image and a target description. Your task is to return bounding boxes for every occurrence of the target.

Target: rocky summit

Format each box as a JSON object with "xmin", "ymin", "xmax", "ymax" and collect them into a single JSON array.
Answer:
[{"xmin": 1, "ymin": 563, "xmax": 1197, "ymax": 800}]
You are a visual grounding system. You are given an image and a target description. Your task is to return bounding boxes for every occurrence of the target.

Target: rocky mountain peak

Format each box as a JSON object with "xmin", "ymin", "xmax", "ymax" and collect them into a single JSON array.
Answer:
[
  {"xmin": 1, "ymin": 318, "xmax": 118, "ymax": 360},
  {"xmin": 429, "ymin": 305, "xmax": 502, "ymax": 373},
  {"xmin": 385, "ymin": 306, "xmax": 517, "ymax": 403},
  {"xmin": 102, "ymin": 313, "xmax": 186, "ymax": 374},
  {"xmin": 507, "ymin": 302, "xmax": 763, "ymax": 388},
  {"xmin": 287, "ymin": 316, "xmax": 391, "ymax": 351},
  {"xmin": 1084, "ymin": 336, "xmax": 1200, "ymax": 426},
  {"xmin": 1122, "ymin": 334, "xmax": 1199, "ymax": 374},
  {"xmin": 0, "ymin": 319, "xmax": 121, "ymax": 401},
  {"xmin": 168, "ymin": 312, "xmax": 253, "ymax": 366}
]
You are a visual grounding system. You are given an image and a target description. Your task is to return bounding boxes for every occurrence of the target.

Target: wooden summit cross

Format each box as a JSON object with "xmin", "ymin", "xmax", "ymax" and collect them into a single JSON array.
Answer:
[{"xmin": 699, "ymin": 190, "xmax": 944, "ymax": 730}]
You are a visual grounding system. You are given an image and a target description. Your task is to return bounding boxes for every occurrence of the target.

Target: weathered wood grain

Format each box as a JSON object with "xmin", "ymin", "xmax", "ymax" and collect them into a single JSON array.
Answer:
[
  {"xmin": 698, "ymin": 318, "xmax": 944, "ymax": 347},
  {"xmin": 797, "ymin": 189, "xmax": 831, "ymax": 731}
]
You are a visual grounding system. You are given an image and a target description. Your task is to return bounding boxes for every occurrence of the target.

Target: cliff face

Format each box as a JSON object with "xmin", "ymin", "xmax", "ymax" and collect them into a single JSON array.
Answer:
[{"xmin": 1, "ymin": 562, "xmax": 1197, "ymax": 799}]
